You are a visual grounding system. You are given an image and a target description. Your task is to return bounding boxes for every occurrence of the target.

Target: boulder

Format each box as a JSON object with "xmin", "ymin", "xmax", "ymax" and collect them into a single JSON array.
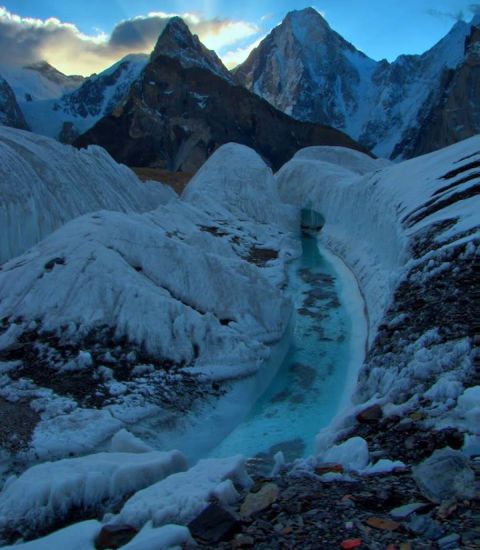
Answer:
[{"xmin": 413, "ymin": 448, "xmax": 475, "ymax": 503}]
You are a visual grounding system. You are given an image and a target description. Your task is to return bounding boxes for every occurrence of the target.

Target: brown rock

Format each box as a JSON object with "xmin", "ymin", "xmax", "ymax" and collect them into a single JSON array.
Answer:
[
  {"xmin": 365, "ymin": 517, "xmax": 400, "ymax": 531},
  {"xmin": 315, "ymin": 462, "xmax": 344, "ymax": 475},
  {"xmin": 94, "ymin": 524, "xmax": 138, "ymax": 549},
  {"xmin": 240, "ymin": 483, "xmax": 279, "ymax": 518},
  {"xmin": 356, "ymin": 404, "xmax": 383, "ymax": 424}
]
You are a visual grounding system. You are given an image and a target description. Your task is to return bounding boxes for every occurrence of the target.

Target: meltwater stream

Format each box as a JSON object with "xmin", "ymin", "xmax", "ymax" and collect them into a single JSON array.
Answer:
[{"xmin": 210, "ymin": 233, "xmax": 366, "ymax": 470}]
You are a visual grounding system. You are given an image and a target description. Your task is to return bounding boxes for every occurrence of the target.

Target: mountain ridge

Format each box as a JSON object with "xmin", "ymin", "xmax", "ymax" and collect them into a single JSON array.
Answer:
[{"xmin": 235, "ymin": 8, "xmax": 479, "ymax": 159}]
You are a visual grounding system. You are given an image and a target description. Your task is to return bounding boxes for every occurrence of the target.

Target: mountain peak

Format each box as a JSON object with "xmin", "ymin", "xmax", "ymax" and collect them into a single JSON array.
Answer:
[{"xmin": 151, "ymin": 16, "xmax": 233, "ymax": 82}]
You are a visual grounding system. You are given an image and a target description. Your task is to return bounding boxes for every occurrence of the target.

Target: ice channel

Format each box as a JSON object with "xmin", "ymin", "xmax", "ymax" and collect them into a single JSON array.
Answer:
[{"xmin": 209, "ymin": 216, "xmax": 367, "ymax": 469}]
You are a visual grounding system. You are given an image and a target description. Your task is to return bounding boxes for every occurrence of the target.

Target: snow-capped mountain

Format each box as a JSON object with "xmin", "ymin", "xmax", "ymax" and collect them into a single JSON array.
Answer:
[
  {"xmin": 0, "ymin": 75, "xmax": 29, "ymax": 130},
  {"xmin": 151, "ymin": 16, "xmax": 234, "ymax": 82},
  {"xmin": 235, "ymin": 8, "xmax": 479, "ymax": 159},
  {"xmin": 74, "ymin": 17, "xmax": 367, "ymax": 172},
  {"xmin": 21, "ymin": 54, "xmax": 148, "ymax": 142},
  {"xmin": 0, "ymin": 61, "xmax": 83, "ymax": 103}
]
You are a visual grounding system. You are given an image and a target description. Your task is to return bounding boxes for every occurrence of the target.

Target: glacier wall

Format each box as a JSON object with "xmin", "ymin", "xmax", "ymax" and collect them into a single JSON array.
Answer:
[
  {"xmin": 0, "ymin": 127, "xmax": 170, "ymax": 264},
  {"xmin": 276, "ymin": 141, "xmax": 479, "ymax": 432}
]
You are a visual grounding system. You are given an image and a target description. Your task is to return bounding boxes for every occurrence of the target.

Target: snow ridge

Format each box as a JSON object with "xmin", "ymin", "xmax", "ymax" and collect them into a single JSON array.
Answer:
[{"xmin": 0, "ymin": 126, "xmax": 170, "ymax": 264}]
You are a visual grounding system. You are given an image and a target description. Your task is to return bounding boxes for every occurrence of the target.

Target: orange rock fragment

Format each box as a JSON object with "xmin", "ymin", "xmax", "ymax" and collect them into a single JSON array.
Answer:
[{"xmin": 340, "ymin": 539, "xmax": 362, "ymax": 549}]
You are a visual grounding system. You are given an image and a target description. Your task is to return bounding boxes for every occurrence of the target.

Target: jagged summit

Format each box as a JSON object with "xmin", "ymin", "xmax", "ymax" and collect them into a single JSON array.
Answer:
[
  {"xmin": 151, "ymin": 16, "xmax": 233, "ymax": 82},
  {"xmin": 235, "ymin": 8, "xmax": 479, "ymax": 159}
]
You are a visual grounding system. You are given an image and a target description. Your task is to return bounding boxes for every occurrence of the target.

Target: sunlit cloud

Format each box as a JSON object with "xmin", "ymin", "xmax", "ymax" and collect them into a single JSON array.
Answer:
[
  {"xmin": 222, "ymin": 36, "xmax": 265, "ymax": 69},
  {"xmin": 0, "ymin": 6, "xmax": 259, "ymax": 76}
]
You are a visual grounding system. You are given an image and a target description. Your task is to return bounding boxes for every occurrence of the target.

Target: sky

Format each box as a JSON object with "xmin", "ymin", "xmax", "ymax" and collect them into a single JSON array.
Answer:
[{"xmin": 0, "ymin": 1, "xmax": 478, "ymax": 75}]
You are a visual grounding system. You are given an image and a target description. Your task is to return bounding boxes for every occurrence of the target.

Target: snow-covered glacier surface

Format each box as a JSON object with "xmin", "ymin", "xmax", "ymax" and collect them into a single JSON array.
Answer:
[
  {"xmin": 0, "ymin": 126, "xmax": 172, "ymax": 264},
  {"xmin": 0, "ymin": 136, "xmax": 299, "ymax": 475},
  {"xmin": 276, "ymin": 139, "xmax": 479, "ymax": 439}
]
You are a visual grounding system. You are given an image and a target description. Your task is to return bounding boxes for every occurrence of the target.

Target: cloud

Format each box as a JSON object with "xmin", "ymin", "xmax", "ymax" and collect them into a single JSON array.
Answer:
[
  {"xmin": 222, "ymin": 36, "xmax": 265, "ymax": 69},
  {"xmin": 0, "ymin": 7, "xmax": 259, "ymax": 76}
]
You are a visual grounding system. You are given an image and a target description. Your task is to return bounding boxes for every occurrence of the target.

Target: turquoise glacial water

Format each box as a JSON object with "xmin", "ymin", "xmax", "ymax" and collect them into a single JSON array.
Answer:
[{"xmin": 210, "ymin": 234, "xmax": 358, "ymax": 467}]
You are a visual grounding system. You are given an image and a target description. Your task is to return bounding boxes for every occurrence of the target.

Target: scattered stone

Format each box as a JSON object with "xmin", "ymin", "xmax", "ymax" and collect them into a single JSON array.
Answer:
[
  {"xmin": 340, "ymin": 539, "xmax": 362, "ymax": 549},
  {"xmin": 413, "ymin": 448, "xmax": 475, "ymax": 503},
  {"xmin": 390, "ymin": 502, "xmax": 430, "ymax": 520},
  {"xmin": 356, "ymin": 404, "xmax": 383, "ymax": 424},
  {"xmin": 365, "ymin": 517, "xmax": 400, "ymax": 531},
  {"xmin": 231, "ymin": 534, "xmax": 254, "ymax": 548},
  {"xmin": 437, "ymin": 533, "xmax": 461, "ymax": 549},
  {"xmin": 437, "ymin": 499, "xmax": 458, "ymax": 520},
  {"xmin": 94, "ymin": 524, "xmax": 138, "ymax": 549},
  {"xmin": 399, "ymin": 543, "xmax": 412, "ymax": 550},
  {"xmin": 188, "ymin": 502, "xmax": 241, "ymax": 544},
  {"xmin": 240, "ymin": 483, "xmax": 279, "ymax": 518}
]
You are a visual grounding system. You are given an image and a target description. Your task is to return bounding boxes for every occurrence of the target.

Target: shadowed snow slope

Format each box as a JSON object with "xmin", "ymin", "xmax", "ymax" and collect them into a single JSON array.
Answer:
[
  {"xmin": 276, "ymin": 140, "xmax": 479, "ymax": 432},
  {"xmin": 0, "ymin": 142, "xmax": 298, "ymax": 466},
  {"xmin": 0, "ymin": 450, "xmax": 187, "ymax": 540},
  {"xmin": 0, "ymin": 127, "xmax": 171, "ymax": 264}
]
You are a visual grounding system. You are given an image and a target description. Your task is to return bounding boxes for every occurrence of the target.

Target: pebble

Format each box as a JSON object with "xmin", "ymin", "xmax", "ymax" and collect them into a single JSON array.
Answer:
[
  {"xmin": 340, "ymin": 539, "xmax": 362, "ymax": 549},
  {"xmin": 437, "ymin": 533, "xmax": 461, "ymax": 549},
  {"xmin": 365, "ymin": 516, "xmax": 400, "ymax": 531},
  {"xmin": 389, "ymin": 501, "xmax": 429, "ymax": 520}
]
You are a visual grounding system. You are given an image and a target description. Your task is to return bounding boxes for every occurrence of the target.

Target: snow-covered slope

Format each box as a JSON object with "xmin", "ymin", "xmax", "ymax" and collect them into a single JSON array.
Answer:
[
  {"xmin": 20, "ymin": 55, "xmax": 148, "ymax": 142},
  {"xmin": 0, "ymin": 141, "xmax": 298, "ymax": 468},
  {"xmin": 0, "ymin": 127, "xmax": 171, "ymax": 264},
  {"xmin": 276, "ymin": 138, "xmax": 479, "ymax": 434},
  {"xmin": 236, "ymin": 8, "xmax": 478, "ymax": 159},
  {"xmin": 0, "ymin": 76, "xmax": 29, "ymax": 130},
  {"xmin": 0, "ymin": 62, "xmax": 83, "ymax": 103}
]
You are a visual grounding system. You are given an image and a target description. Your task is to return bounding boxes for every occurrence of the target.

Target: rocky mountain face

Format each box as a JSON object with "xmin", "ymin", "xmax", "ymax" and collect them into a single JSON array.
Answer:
[
  {"xmin": 0, "ymin": 75, "xmax": 29, "ymax": 130},
  {"xmin": 392, "ymin": 23, "xmax": 480, "ymax": 158},
  {"xmin": 22, "ymin": 54, "xmax": 148, "ymax": 143},
  {"xmin": 74, "ymin": 18, "xmax": 368, "ymax": 173},
  {"xmin": 235, "ymin": 8, "xmax": 479, "ymax": 159}
]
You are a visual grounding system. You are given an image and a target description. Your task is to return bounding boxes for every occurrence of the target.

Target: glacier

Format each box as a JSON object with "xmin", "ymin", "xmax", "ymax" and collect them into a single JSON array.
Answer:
[
  {"xmin": 0, "ymin": 126, "xmax": 172, "ymax": 264},
  {"xmin": 0, "ymin": 126, "xmax": 478, "ymax": 547}
]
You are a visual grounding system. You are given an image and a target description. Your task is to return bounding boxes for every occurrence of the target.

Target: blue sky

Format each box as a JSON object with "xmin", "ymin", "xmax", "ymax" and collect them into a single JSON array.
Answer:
[{"xmin": 0, "ymin": 1, "xmax": 476, "ymax": 74}]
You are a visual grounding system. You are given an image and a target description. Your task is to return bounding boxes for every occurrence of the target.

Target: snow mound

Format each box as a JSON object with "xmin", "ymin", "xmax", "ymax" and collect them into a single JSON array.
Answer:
[
  {"xmin": 292, "ymin": 146, "xmax": 389, "ymax": 175},
  {"xmin": 1, "ymin": 520, "xmax": 101, "ymax": 550},
  {"xmin": 183, "ymin": 143, "xmax": 297, "ymax": 230},
  {"xmin": 277, "ymin": 137, "xmax": 479, "ymax": 433},
  {"xmin": 0, "ymin": 126, "xmax": 168, "ymax": 264},
  {"xmin": 117, "ymin": 455, "xmax": 252, "ymax": 528},
  {"xmin": 0, "ymin": 450, "xmax": 187, "ymax": 540},
  {"xmin": 0, "ymin": 142, "xmax": 297, "ymax": 463}
]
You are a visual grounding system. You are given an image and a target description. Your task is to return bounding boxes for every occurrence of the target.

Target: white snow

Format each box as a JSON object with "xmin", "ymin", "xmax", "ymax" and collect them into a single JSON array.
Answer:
[
  {"xmin": 1, "ymin": 520, "xmax": 101, "ymax": 550},
  {"xmin": 0, "ymin": 450, "xmax": 187, "ymax": 538},
  {"xmin": 0, "ymin": 63, "xmax": 82, "ymax": 103},
  {"xmin": 0, "ymin": 126, "xmax": 171, "ymax": 263},
  {"xmin": 123, "ymin": 523, "xmax": 193, "ymax": 550},
  {"xmin": 117, "ymin": 455, "xmax": 252, "ymax": 528},
  {"xmin": 20, "ymin": 55, "xmax": 148, "ymax": 141},
  {"xmin": 320, "ymin": 436, "xmax": 369, "ymax": 472}
]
